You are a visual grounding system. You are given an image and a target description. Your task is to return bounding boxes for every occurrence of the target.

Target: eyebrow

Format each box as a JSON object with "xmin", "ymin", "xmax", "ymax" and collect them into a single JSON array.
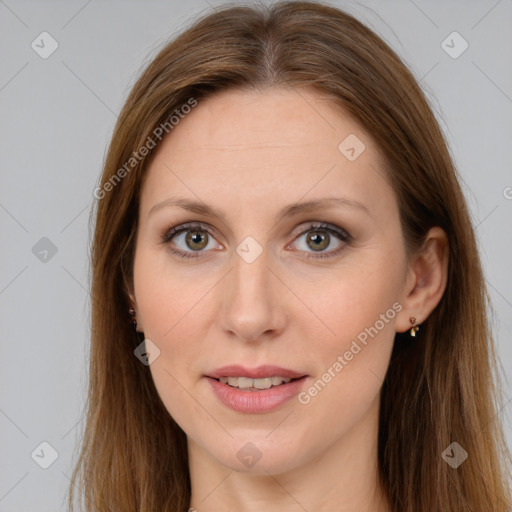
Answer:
[{"xmin": 148, "ymin": 196, "xmax": 371, "ymax": 221}]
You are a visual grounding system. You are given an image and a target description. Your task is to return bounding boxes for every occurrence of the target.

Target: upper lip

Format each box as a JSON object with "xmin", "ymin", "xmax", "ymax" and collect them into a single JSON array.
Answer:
[{"xmin": 206, "ymin": 364, "xmax": 307, "ymax": 380}]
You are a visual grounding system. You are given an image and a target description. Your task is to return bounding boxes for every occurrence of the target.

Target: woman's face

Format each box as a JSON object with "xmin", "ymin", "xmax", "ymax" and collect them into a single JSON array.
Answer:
[{"xmin": 132, "ymin": 87, "xmax": 412, "ymax": 474}]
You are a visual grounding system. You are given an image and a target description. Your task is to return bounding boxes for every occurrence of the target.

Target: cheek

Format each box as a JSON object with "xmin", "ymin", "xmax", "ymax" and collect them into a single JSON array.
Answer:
[
  {"xmin": 132, "ymin": 246, "xmax": 220, "ymax": 421},
  {"xmin": 133, "ymin": 241, "xmax": 219, "ymax": 340},
  {"xmin": 291, "ymin": 250, "xmax": 403, "ymax": 414},
  {"xmin": 296, "ymin": 252, "xmax": 403, "ymax": 355},
  {"xmin": 291, "ymin": 281, "xmax": 397, "ymax": 444}
]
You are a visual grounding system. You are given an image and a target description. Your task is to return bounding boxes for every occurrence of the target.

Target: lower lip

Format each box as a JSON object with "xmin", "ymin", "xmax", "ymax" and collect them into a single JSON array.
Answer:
[{"xmin": 206, "ymin": 376, "xmax": 309, "ymax": 414}]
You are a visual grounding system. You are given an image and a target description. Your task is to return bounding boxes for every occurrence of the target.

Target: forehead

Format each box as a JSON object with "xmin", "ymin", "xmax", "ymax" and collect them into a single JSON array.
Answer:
[
  {"xmin": 161, "ymin": 86, "xmax": 370, "ymax": 153},
  {"xmin": 141, "ymin": 87, "xmax": 393, "ymax": 219}
]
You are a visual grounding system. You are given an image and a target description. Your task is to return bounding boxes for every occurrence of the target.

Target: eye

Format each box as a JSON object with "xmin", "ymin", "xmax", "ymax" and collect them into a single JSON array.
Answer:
[
  {"xmin": 161, "ymin": 221, "xmax": 352, "ymax": 260},
  {"xmin": 288, "ymin": 222, "xmax": 351, "ymax": 259},
  {"xmin": 160, "ymin": 222, "xmax": 222, "ymax": 259}
]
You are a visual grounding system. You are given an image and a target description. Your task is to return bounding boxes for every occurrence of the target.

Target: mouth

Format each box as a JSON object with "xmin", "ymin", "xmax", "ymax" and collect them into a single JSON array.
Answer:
[
  {"xmin": 206, "ymin": 364, "xmax": 308, "ymax": 387},
  {"xmin": 205, "ymin": 369, "xmax": 310, "ymax": 413},
  {"xmin": 209, "ymin": 375, "xmax": 304, "ymax": 391},
  {"xmin": 205, "ymin": 365, "xmax": 309, "ymax": 412}
]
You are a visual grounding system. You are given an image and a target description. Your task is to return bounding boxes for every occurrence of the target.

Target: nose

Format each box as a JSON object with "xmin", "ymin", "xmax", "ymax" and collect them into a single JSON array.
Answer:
[{"xmin": 218, "ymin": 248, "xmax": 287, "ymax": 342}]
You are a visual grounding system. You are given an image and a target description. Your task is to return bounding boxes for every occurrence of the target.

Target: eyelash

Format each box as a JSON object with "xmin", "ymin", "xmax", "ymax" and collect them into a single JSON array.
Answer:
[{"xmin": 160, "ymin": 221, "xmax": 352, "ymax": 260}]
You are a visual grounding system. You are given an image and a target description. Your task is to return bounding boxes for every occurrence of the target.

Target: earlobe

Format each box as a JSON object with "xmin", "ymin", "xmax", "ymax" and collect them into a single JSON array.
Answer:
[
  {"xmin": 128, "ymin": 305, "xmax": 144, "ymax": 334},
  {"xmin": 396, "ymin": 227, "xmax": 449, "ymax": 333},
  {"xmin": 126, "ymin": 290, "xmax": 144, "ymax": 333}
]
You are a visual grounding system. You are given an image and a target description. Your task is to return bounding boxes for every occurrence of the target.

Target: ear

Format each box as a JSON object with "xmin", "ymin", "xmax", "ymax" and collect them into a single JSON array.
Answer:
[
  {"xmin": 125, "ymin": 282, "xmax": 137, "ymax": 310},
  {"xmin": 128, "ymin": 292, "xmax": 137, "ymax": 311},
  {"xmin": 395, "ymin": 226, "xmax": 449, "ymax": 333},
  {"xmin": 124, "ymin": 277, "xmax": 144, "ymax": 332}
]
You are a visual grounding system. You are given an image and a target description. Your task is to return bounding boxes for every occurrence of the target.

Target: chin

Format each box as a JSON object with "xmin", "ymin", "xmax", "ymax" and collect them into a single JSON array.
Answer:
[{"xmin": 204, "ymin": 431, "xmax": 312, "ymax": 475}]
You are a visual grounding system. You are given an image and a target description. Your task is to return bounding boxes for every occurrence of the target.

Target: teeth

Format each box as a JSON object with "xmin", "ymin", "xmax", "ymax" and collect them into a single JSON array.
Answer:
[{"xmin": 218, "ymin": 376, "xmax": 293, "ymax": 389}]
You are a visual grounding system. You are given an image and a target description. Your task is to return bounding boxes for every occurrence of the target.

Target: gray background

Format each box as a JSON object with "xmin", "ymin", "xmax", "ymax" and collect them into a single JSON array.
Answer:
[{"xmin": 1, "ymin": 0, "xmax": 511, "ymax": 510}]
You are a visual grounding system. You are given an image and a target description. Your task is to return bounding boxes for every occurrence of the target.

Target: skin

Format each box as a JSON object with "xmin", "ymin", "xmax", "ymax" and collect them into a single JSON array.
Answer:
[{"xmin": 129, "ymin": 87, "xmax": 449, "ymax": 512}]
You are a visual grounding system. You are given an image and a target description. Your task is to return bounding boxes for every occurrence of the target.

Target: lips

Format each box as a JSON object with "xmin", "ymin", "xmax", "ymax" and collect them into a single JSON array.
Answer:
[
  {"xmin": 205, "ymin": 364, "xmax": 310, "ymax": 413},
  {"xmin": 206, "ymin": 364, "xmax": 307, "ymax": 380},
  {"xmin": 206, "ymin": 373, "xmax": 309, "ymax": 413}
]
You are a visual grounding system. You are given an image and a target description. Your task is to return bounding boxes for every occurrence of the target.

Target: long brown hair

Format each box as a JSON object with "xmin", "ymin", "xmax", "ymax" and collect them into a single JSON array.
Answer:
[{"xmin": 68, "ymin": 2, "xmax": 512, "ymax": 510}]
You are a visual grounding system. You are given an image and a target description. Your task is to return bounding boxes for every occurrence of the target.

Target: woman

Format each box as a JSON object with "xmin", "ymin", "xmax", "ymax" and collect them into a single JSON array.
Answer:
[{"xmin": 68, "ymin": 2, "xmax": 512, "ymax": 511}]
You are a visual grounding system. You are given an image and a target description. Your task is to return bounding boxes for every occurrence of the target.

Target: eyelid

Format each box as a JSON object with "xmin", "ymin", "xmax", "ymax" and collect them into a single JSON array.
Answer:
[
  {"xmin": 161, "ymin": 221, "xmax": 221, "ymax": 243},
  {"xmin": 161, "ymin": 220, "xmax": 351, "ymax": 259},
  {"xmin": 286, "ymin": 221, "xmax": 351, "ymax": 259},
  {"xmin": 289, "ymin": 221, "xmax": 350, "ymax": 241}
]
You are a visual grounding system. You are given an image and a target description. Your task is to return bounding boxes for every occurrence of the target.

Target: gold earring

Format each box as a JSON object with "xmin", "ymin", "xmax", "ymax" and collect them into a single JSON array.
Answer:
[{"xmin": 409, "ymin": 316, "xmax": 420, "ymax": 337}]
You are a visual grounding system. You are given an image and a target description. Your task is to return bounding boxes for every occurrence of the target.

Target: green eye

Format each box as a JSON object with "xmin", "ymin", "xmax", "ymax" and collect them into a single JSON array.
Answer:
[{"xmin": 161, "ymin": 221, "xmax": 351, "ymax": 260}]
